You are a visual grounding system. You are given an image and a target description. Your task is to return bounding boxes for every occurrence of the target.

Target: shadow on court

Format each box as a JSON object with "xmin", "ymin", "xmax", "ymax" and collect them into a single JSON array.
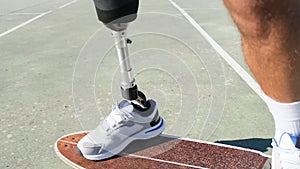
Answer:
[{"xmin": 215, "ymin": 138, "xmax": 272, "ymax": 152}]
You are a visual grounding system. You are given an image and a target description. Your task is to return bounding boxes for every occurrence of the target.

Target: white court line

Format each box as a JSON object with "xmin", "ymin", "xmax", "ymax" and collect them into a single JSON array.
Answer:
[
  {"xmin": 161, "ymin": 134, "xmax": 272, "ymax": 158},
  {"xmin": 0, "ymin": 10, "xmax": 52, "ymax": 38},
  {"xmin": 122, "ymin": 153, "xmax": 208, "ymax": 169},
  {"xmin": 0, "ymin": 0, "xmax": 79, "ymax": 38},
  {"xmin": 59, "ymin": 140, "xmax": 77, "ymax": 145},
  {"xmin": 168, "ymin": 0, "xmax": 265, "ymax": 101},
  {"xmin": 59, "ymin": 0, "xmax": 78, "ymax": 9},
  {"xmin": 0, "ymin": 13, "xmax": 43, "ymax": 16}
]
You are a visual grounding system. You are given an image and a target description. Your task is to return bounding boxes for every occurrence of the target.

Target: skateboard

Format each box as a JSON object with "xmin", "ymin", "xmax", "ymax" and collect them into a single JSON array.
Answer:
[{"xmin": 55, "ymin": 131, "xmax": 271, "ymax": 169}]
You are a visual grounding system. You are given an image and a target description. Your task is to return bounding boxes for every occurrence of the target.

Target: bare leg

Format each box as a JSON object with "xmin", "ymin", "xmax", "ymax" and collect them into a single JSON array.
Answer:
[
  {"xmin": 223, "ymin": 0, "xmax": 300, "ymax": 103},
  {"xmin": 223, "ymin": 1, "xmax": 300, "ymax": 168}
]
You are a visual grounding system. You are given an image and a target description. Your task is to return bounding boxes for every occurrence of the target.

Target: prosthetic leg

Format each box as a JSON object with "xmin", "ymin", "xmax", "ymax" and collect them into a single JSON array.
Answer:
[
  {"xmin": 95, "ymin": 0, "xmax": 148, "ymax": 109},
  {"xmin": 75, "ymin": 0, "xmax": 164, "ymax": 160}
]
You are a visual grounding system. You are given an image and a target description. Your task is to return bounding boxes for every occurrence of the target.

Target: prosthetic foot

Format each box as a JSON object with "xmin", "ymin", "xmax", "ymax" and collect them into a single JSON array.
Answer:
[{"xmin": 77, "ymin": 0, "xmax": 165, "ymax": 160}]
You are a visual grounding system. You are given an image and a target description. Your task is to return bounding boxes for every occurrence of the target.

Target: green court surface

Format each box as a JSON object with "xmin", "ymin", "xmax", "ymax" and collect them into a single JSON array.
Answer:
[{"xmin": 0, "ymin": 0, "xmax": 273, "ymax": 168}]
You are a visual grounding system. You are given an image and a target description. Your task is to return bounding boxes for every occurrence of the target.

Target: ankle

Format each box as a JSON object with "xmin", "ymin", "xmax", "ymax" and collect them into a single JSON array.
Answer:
[{"xmin": 263, "ymin": 93, "xmax": 300, "ymax": 141}]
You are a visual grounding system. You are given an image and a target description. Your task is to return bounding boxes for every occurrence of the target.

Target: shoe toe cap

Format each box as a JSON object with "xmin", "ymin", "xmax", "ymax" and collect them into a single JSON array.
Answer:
[{"xmin": 77, "ymin": 135, "xmax": 103, "ymax": 156}]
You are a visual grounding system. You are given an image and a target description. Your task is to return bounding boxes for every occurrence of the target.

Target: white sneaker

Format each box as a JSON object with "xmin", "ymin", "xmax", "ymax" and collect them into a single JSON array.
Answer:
[
  {"xmin": 77, "ymin": 99, "xmax": 164, "ymax": 160},
  {"xmin": 272, "ymin": 133, "xmax": 300, "ymax": 169}
]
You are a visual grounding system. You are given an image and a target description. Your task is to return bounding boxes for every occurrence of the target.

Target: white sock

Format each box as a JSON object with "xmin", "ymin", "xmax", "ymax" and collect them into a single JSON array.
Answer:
[{"xmin": 263, "ymin": 93, "xmax": 300, "ymax": 142}]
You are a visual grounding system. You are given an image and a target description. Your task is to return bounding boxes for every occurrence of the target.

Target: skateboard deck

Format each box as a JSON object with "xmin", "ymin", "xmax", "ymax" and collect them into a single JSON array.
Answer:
[{"xmin": 55, "ymin": 131, "xmax": 271, "ymax": 169}]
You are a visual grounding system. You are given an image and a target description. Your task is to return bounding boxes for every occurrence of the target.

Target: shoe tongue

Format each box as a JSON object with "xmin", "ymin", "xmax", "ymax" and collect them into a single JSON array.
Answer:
[{"xmin": 118, "ymin": 101, "xmax": 134, "ymax": 113}]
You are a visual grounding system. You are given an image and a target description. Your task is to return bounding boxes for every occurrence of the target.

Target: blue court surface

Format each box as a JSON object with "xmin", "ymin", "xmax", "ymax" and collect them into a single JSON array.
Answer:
[{"xmin": 1, "ymin": 0, "xmax": 273, "ymax": 168}]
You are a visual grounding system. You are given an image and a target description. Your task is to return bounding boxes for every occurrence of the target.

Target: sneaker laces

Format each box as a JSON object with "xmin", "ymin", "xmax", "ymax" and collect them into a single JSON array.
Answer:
[
  {"xmin": 278, "ymin": 149, "xmax": 300, "ymax": 168},
  {"xmin": 273, "ymin": 134, "xmax": 300, "ymax": 169},
  {"xmin": 104, "ymin": 102, "xmax": 134, "ymax": 129},
  {"xmin": 280, "ymin": 154, "xmax": 300, "ymax": 169}
]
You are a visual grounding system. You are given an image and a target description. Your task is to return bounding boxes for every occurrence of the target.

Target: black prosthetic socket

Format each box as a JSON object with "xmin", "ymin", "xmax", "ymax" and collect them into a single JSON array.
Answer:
[{"xmin": 93, "ymin": 0, "xmax": 139, "ymax": 24}]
